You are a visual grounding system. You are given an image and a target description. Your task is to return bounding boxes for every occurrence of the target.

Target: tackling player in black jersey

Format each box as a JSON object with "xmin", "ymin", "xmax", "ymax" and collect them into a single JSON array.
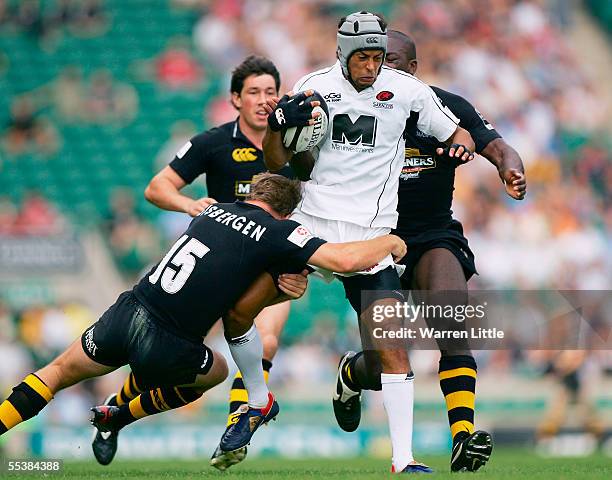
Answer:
[
  {"xmin": 0, "ymin": 174, "xmax": 407, "ymax": 465},
  {"xmin": 143, "ymin": 56, "xmax": 296, "ymax": 469},
  {"xmin": 384, "ymin": 30, "xmax": 527, "ymax": 472}
]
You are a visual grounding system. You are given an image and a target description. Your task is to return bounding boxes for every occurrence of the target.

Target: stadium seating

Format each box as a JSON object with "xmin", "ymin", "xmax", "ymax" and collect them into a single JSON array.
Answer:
[{"xmin": 0, "ymin": 0, "xmax": 208, "ymax": 223}]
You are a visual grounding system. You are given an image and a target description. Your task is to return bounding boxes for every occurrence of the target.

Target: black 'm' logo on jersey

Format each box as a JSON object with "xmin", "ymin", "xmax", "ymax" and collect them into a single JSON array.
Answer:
[{"xmin": 332, "ymin": 114, "xmax": 377, "ymax": 147}]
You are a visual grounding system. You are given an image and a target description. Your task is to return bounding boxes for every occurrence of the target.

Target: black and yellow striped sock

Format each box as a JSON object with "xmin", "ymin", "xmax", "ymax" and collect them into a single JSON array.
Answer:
[
  {"xmin": 115, "ymin": 372, "xmax": 143, "ymax": 406},
  {"xmin": 226, "ymin": 359, "xmax": 272, "ymax": 426},
  {"xmin": 0, "ymin": 374, "xmax": 54, "ymax": 436},
  {"xmin": 340, "ymin": 351, "xmax": 383, "ymax": 391},
  {"xmin": 114, "ymin": 386, "xmax": 203, "ymax": 429},
  {"xmin": 439, "ymin": 355, "xmax": 477, "ymax": 445},
  {"xmin": 343, "ymin": 352, "xmax": 363, "ymax": 391}
]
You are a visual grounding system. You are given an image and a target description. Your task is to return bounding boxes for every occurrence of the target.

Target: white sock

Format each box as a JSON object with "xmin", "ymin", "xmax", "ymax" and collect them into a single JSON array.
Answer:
[
  {"xmin": 227, "ymin": 325, "xmax": 269, "ymax": 408},
  {"xmin": 381, "ymin": 372, "xmax": 415, "ymax": 471}
]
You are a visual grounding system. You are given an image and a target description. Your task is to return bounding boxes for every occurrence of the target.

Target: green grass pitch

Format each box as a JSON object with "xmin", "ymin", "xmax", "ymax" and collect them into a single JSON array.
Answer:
[{"xmin": 3, "ymin": 450, "xmax": 610, "ymax": 479}]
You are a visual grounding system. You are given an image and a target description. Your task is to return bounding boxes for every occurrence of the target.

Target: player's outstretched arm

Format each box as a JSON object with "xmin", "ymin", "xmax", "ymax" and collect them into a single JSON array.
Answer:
[
  {"xmin": 144, "ymin": 166, "xmax": 216, "ymax": 217},
  {"xmin": 481, "ymin": 138, "xmax": 527, "ymax": 200},
  {"xmin": 308, "ymin": 235, "xmax": 407, "ymax": 274}
]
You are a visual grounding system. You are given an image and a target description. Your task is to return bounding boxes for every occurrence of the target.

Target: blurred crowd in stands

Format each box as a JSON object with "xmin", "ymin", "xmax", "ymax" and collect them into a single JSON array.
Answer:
[
  {"xmin": 0, "ymin": 0, "xmax": 107, "ymax": 45},
  {"xmin": 103, "ymin": 187, "xmax": 162, "ymax": 279},
  {"xmin": 0, "ymin": 192, "xmax": 66, "ymax": 235},
  {"xmin": 1, "ymin": 0, "xmax": 610, "ymax": 426},
  {"xmin": 2, "ymin": 96, "xmax": 60, "ymax": 156},
  {"xmin": 153, "ymin": 39, "xmax": 204, "ymax": 91},
  {"xmin": 2, "ymin": 67, "xmax": 138, "ymax": 153}
]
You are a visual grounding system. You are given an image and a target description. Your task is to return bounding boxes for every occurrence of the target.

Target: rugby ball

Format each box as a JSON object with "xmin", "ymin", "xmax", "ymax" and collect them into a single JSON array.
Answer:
[{"xmin": 282, "ymin": 91, "xmax": 329, "ymax": 153}]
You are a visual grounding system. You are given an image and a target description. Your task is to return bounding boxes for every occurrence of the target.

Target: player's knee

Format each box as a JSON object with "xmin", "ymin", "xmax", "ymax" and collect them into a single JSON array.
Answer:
[
  {"xmin": 190, "ymin": 386, "xmax": 207, "ymax": 396},
  {"xmin": 210, "ymin": 351, "xmax": 229, "ymax": 386},
  {"xmin": 45, "ymin": 359, "xmax": 74, "ymax": 391},
  {"xmin": 223, "ymin": 309, "xmax": 254, "ymax": 339}
]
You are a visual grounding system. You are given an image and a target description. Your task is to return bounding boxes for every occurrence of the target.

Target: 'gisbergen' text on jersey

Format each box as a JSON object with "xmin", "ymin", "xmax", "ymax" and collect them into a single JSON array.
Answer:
[{"xmin": 200, "ymin": 204, "xmax": 267, "ymax": 241}]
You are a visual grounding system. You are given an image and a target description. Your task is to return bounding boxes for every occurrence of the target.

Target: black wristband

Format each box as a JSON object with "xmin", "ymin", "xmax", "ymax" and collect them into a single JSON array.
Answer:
[{"xmin": 439, "ymin": 143, "xmax": 473, "ymax": 161}]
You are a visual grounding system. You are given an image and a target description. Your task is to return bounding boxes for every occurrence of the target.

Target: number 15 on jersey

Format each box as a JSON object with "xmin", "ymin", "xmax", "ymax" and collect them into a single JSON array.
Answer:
[{"xmin": 148, "ymin": 235, "xmax": 210, "ymax": 294}]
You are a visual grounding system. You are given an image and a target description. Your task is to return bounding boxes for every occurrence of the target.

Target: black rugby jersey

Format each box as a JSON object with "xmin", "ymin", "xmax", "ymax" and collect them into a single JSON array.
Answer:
[
  {"xmin": 133, "ymin": 202, "xmax": 325, "ymax": 340},
  {"xmin": 169, "ymin": 119, "xmax": 293, "ymax": 202},
  {"xmin": 395, "ymin": 87, "xmax": 501, "ymax": 237}
]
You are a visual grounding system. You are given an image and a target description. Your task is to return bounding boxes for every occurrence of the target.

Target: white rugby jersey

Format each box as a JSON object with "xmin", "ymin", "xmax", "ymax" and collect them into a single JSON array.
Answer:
[{"xmin": 293, "ymin": 62, "xmax": 459, "ymax": 229}]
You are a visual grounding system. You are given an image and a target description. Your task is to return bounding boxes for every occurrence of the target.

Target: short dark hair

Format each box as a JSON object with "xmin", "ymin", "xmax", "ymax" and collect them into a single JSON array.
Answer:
[
  {"xmin": 388, "ymin": 30, "xmax": 417, "ymax": 60},
  {"xmin": 247, "ymin": 173, "xmax": 302, "ymax": 217},
  {"xmin": 230, "ymin": 55, "xmax": 281, "ymax": 95}
]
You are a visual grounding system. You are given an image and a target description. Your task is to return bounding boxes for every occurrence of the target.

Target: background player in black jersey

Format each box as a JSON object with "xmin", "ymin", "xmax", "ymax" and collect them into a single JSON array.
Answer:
[
  {"xmin": 145, "ymin": 55, "xmax": 293, "ymax": 213},
  {"xmin": 142, "ymin": 55, "xmax": 298, "ymax": 467},
  {"xmin": 0, "ymin": 174, "xmax": 408, "ymax": 467},
  {"xmin": 384, "ymin": 29, "xmax": 527, "ymax": 472}
]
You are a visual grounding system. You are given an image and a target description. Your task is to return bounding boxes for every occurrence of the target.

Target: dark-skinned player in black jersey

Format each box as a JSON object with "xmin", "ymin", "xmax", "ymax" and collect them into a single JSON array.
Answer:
[
  {"xmin": 384, "ymin": 30, "xmax": 526, "ymax": 472},
  {"xmin": 143, "ymin": 56, "xmax": 299, "ymax": 469},
  {"xmin": 0, "ymin": 174, "xmax": 408, "ymax": 466}
]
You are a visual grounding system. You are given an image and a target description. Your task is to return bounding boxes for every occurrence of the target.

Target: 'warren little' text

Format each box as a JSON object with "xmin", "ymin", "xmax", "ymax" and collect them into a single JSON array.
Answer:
[{"xmin": 372, "ymin": 327, "xmax": 504, "ymax": 339}]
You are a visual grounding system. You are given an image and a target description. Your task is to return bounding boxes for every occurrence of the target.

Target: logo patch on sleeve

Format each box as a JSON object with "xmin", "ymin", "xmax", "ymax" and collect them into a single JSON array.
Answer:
[
  {"xmin": 287, "ymin": 226, "xmax": 314, "ymax": 248},
  {"xmin": 176, "ymin": 141, "xmax": 192, "ymax": 159},
  {"xmin": 475, "ymin": 109, "xmax": 495, "ymax": 130}
]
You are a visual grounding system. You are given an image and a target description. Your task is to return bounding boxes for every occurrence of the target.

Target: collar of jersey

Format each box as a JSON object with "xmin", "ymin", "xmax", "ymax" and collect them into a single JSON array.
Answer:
[
  {"xmin": 232, "ymin": 117, "xmax": 259, "ymax": 147},
  {"xmin": 236, "ymin": 201, "xmax": 271, "ymax": 216}
]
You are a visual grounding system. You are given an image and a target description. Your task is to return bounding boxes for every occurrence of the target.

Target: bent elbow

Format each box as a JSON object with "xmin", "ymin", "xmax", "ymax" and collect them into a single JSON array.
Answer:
[
  {"xmin": 143, "ymin": 185, "xmax": 153, "ymax": 203},
  {"xmin": 144, "ymin": 180, "xmax": 158, "ymax": 203},
  {"xmin": 335, "ymin": 256, "xmax": 357, "ymax": 274}
]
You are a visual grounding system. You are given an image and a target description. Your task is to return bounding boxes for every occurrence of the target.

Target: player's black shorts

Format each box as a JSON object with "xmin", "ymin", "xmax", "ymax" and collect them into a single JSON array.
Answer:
[
  {"xmin": 395, "ymin": 220, "xmax": 477, "ymax": 289},
  {"xmin": 340, "ymin": 266, "xmax": 404, "ymax": 316},
  {"xmin": 80, "ymin": 291, "xmax": 214, "ymax": 390}
]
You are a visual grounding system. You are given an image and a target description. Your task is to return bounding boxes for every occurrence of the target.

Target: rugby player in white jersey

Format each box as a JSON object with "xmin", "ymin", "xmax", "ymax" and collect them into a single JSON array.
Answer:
[{"xmin": 219, "ymin": 11, "xmax": 476, "ymax": 474}]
